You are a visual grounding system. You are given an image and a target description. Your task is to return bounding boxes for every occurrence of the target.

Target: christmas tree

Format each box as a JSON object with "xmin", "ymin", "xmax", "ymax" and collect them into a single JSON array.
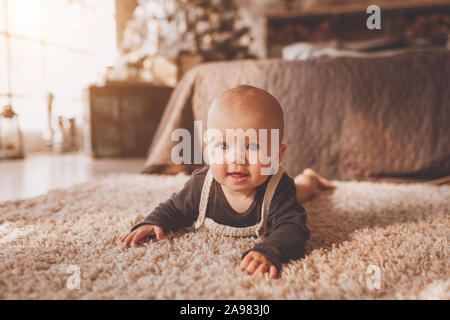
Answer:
[{"xmin": 111, "ymin": 0, "xmax": 256, "ymax": 85}]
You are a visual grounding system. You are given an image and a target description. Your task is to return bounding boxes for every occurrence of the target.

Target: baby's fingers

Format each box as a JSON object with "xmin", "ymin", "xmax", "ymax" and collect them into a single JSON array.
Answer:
[
  {"xmin": 245, "ymin": 260, "xmax": 259, "ymax": 275},
  {"xmin": 120, "ymin": 232, "xmax": 134, "ymax": 243},
  {"xmin": 269, "ymin": 265, "xmax": 277, "ymax": 279},
  {"xmin": 119, "ymin": 234, "xmax": 128, "ymax": 243},
  {"xmin": 154, "ymin": 226, "xmax": 164, "ymax": 241},
  {"xmin": 131, "ymin": 229, "xmax": 153, "ymax": 246},
  {"xmin": 254, "ymin": 263, "xmax": 268, "ymax": 276},
  {"xmin": 240, "ymin": 254, "xmax": 253, "ymax": 271},
  {"xmin": 123, "ymin": 231, "xmax": 137, "ymax": 246}
]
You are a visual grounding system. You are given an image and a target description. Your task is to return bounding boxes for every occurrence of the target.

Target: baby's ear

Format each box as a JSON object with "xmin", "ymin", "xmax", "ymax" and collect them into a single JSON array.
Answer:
[{"xmin": 278, "ymin": 144, "xmax": 287, "ymax": 162}]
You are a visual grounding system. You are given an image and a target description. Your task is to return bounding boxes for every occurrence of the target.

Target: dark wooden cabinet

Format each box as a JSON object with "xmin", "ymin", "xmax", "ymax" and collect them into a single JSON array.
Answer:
[{"xmin": 85, "ymin": 83, "xmax": 173, "ymax": 157}]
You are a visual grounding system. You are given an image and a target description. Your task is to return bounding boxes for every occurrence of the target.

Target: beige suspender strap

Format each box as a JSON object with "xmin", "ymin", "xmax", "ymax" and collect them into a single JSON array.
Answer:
[
  {"xmin": 194, "ymin": 168, "xmax": 214, "ymax": 230},
  {"xmin": 256, "ymin": 166, "xmax": 285, "ymax": 237}
]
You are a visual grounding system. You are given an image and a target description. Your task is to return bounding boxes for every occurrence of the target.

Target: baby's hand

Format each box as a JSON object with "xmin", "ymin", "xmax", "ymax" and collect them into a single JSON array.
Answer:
[
  {"xmin": 119, "ymin": 225, "xmax": 164, "ymax": 247},
  {"xmin": 240, "ymin": 251, "xmax": 277, "ymax": 279}
]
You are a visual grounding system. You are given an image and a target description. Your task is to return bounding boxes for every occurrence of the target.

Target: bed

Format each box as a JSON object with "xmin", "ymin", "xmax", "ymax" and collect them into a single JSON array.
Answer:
[{"xmin": 142, "ymin": 51, "xmax": 450, "ymax": 182}]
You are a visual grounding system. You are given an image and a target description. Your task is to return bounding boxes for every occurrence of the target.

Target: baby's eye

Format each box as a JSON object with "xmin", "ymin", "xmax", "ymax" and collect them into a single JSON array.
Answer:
[
  {"xmin": 247, "ymin": 143, "xmax": 259, "ymax": 150},
  {"xmin": 218, "ymin": 142, "xmax": 229, "ymax": 150}
]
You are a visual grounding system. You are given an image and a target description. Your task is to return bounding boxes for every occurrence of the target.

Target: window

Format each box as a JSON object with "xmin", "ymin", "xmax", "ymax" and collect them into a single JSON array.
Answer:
[
  {"xmin": 0, "ymin": 0, "xmax": 117, "ymax": 131},
  {"xmin": 0, "ymin": 35, "xmax": 7, "ymax": 95},
  {"xmin": 0, "ymin": 0, "xmax": 6, "ymax": 32}
]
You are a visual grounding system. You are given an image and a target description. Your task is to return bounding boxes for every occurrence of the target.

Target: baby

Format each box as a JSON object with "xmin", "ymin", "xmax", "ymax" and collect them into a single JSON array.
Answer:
[{"xmin": 120, "ymin": 85, "xmax": 334, "ymax": 278}]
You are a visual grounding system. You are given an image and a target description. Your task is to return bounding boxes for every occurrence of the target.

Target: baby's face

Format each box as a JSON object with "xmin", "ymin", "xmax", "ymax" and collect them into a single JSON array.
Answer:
[{"xmin": 206, "ymin": 94, "xmax": 286, "ymax": 194}]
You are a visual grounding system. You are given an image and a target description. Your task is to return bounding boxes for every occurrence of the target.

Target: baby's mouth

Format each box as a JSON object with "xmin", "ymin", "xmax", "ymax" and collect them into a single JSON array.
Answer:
[{"xmin": 228, "ymin": 172, "xmax": 249, "ymax": 179}]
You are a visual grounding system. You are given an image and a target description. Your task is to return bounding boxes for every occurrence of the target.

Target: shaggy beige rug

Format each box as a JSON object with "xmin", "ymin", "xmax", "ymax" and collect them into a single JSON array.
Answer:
[{"xmin": 0, "ymin": 173, "xmax": 448, "ymax": 300}]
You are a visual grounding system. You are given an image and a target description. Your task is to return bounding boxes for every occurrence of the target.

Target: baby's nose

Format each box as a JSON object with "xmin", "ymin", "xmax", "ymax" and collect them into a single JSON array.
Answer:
[{"xmin": 227, "ymin": 145, "xmax": 247, "ymax": 165}]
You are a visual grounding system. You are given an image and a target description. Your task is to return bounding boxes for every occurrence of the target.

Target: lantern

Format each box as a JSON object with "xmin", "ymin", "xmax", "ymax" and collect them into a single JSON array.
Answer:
[{"xmin": 0, "ymin": 105, "xmax": 24, "ymax": 160}]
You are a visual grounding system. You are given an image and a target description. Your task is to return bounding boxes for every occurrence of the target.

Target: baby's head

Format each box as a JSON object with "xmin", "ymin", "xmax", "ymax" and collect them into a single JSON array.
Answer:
[{"xmin": 205, "ymin": 85, "xmax": 286, "ymax": 193}]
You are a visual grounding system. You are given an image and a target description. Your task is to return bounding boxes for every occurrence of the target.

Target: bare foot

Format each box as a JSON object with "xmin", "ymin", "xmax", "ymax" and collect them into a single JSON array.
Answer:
[
  {"xmin": 294, "ymin": 168, "xmax": 336, "ymax": 203},
  {"xmin": 302, "ymin": 168, "xmax": 336, "ymax": 190}
]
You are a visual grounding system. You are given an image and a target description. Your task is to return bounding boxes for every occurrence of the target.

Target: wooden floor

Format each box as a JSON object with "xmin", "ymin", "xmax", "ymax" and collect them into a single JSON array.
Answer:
[{"xmin": 0, "ymin": 152, "xmax": 146, "ymax": 202}]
